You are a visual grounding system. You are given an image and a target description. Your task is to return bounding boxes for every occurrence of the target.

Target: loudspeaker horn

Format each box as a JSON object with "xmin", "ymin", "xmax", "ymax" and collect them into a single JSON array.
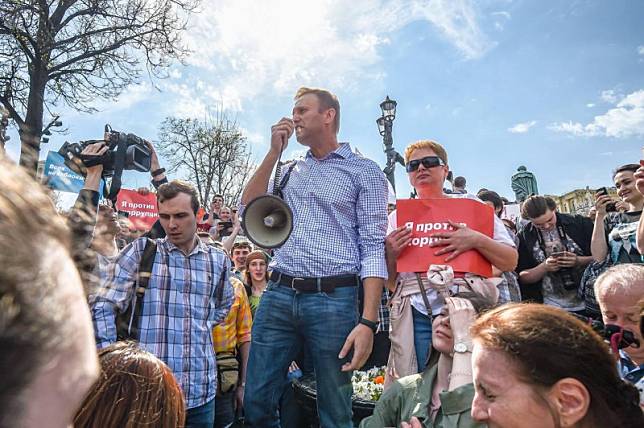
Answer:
[{"xmin": 242, "ymin": 194, "xmax": 294, "ymax": 249}]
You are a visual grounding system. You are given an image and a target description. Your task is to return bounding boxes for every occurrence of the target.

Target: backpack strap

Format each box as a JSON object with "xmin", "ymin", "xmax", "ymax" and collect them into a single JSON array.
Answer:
[{"xmin": 116, "ymin": 238, "xmax": 157, "ymax": 341}]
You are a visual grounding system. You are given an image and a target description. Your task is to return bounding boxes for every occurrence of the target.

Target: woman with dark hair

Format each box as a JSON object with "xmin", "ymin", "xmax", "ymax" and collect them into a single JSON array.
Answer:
[
  {"xmin": 470, "ymin": 304, "xmax": 643, "ymax": 427},
  {"xmin": 243, "ymin": 250, "xmax": 270, "ymax": 317},
  {"xmin": 477, "ymin": 190, "xmax": 522, "ymax": 303},
  {"xmin": 516, "ymin": 195, "xmax": 594, "ymax": 313},
  {"xmin": 74, "ymin": 342, "xmax": 185, "ymax": 428},
  {"xmin": 360, "ymin": 284, "xmax": 497, "ymax": 428}
]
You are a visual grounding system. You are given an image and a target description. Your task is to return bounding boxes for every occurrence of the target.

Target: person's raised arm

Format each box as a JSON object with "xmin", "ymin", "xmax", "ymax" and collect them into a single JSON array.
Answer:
[
  {"xmin": 241, "ymin": 118, "xmax": 293, "ymax": 205},
  {"xmin": 222, "ymin": 212, "xmax": 242, "ymax": 253},
  {"xmin": 635, "ymin": 166, "xmax": 644, "ymax": 254},
  {"xmin": 68, "ymin": 143, "xmax": 109, "ymax": 253},
  {"xmin": 591, "ymin": 195, "xmax": 612, "ymax": 262},
  {"xmin": 145, "ymin": 140, "xmax": 167, "ymax": 187},
  {"xmin": 446, "ymin": 297, "xmax": 476, "ymax": 391}
]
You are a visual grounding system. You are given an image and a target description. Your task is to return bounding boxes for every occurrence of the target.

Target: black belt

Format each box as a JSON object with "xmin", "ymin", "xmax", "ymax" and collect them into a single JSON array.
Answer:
[{"xmin": 270, "ymin": 271, "xmax": 360, "ymax": 293}]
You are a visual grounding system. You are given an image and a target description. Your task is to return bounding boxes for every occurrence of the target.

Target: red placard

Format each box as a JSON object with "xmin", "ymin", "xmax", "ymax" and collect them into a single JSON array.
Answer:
[
  {"xmin": 116, "ymin": 189, "xmax": 159, "ymax": 230},
  {"xmin": 396, "ymin": 198, "xmax": 494, "ymax": 277}
]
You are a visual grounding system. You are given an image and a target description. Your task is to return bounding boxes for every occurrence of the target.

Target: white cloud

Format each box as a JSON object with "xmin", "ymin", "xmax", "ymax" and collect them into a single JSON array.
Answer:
[
  {"xmin": 491, "ymin": 10, "xmax": 511, "ymax": 31},
  {"xmin": 600, "ymin": 89, "xmax": 619, "ymax": 104},
  {"xmin": 178, "ymin": 0, "xmax": 494, "ymax": 109},
  {"xmin": 507, "ymin": 120, "xmax": 537, "ymax": 134},
  {"xmin": 586, "ymin": 103, "xmax": 595, "ymax": 108},
  {"xmin": 638, "ymin": 45, "xmax": 644, "ymax": 55},
  {"xmin": 549, "ymin": 90, "xmax": 644, "ymax": 138}
]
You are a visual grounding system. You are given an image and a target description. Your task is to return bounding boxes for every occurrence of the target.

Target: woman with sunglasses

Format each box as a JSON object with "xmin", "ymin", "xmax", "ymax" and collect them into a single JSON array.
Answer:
[{"xmin": 385, "ymin": 140, "xmax": 517, "ymax": 383}]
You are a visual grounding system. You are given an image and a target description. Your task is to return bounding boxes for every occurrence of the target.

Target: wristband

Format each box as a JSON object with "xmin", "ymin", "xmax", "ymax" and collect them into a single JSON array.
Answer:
[
  {"xmin": 359, "ymin": 317, "xmax": 378, "ymax": 333},
  {"xmin": 151, "ymin": 167, "xmax": 166, "ymax": 177}
]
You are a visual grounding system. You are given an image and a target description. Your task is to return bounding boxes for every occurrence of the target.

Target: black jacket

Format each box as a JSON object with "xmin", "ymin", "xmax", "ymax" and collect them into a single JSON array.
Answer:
[{"xmin": 516, "ymin": 212, "xmax": 594, "ymax": 302}]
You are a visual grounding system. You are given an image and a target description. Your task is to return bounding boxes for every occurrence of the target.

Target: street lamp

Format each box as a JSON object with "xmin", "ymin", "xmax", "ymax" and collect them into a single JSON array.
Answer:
[
  {"xmin": 0, "ymin": 108, "xmax": 9, "ymax": 151},
  {"xmin": 376, "ymin": 95, "xmax": 404, "ymax": 191},
  {"xmin": 41, "ymin": 114, "xmax": 62, "ymax": 144}
]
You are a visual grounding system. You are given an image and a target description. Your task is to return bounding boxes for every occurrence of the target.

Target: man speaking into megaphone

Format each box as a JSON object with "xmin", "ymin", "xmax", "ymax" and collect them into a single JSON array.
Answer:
[{"xmin": 240, "ymin": 87, "xmax": 388, "ymax": 427}]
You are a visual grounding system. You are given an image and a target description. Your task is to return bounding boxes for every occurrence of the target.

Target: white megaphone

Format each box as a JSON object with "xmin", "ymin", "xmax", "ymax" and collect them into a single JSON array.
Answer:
[{"xmin": 242, "ymin": 160, "xmax": 294, "ymax": 249}]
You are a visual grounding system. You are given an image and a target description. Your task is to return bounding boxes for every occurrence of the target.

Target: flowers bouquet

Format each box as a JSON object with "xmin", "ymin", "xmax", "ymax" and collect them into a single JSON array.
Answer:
[{"xmin": 352, "ymin": 366, "xmax": 386, "ymax": 402}]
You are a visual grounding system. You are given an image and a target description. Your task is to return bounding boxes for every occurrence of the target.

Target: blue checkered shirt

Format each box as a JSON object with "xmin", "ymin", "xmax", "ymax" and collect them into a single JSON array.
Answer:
[
  {"xmin": 90, "ymin": 237, "xmax": 234, "ymax": 409},
  {"xmin": 256, "ymin": 143, "xmax": 388, "ymax": 279}
]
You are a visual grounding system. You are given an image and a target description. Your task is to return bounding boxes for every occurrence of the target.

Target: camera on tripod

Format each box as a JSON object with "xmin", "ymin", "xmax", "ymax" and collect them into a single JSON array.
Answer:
[{"xmin": 58, "ymin": 124, "xmax": 151, "ymax": 178}]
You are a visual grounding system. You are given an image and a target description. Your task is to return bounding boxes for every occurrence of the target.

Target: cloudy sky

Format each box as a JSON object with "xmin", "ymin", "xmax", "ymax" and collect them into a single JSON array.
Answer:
[{"xmin": 5, "ymin": 0, "xmax": 644, "ymax": 201}]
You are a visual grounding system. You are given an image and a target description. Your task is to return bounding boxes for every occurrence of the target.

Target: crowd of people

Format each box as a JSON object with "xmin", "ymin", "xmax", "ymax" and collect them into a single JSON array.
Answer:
[{"xmin": 1, "ymin": 86, "xmax": 643, "ymax": 428}]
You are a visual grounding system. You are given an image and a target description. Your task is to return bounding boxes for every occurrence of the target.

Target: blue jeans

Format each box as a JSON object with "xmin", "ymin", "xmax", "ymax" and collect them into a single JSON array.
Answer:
[
  {"xmin": 185, "ymin": 398, "xmax": 215, "ymax": 428},
  {"xmin": 244, "ymin": 280, "xmax": 359, "ymax": 428},
  {"xmin": 214, "ymin": 390, "xmax": 235, "ymax": 428},
  {"xmin": 412, "ymin": 306, "xmax": 433, "ymax": 371}
]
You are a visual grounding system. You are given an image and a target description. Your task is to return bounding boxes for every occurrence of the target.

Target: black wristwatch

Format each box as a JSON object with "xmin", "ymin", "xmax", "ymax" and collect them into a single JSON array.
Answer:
[
  {"xmin": 359, "ymin": 317, "xmax": 378, "ymax": 333},
  {"xmin": 151, "ymin": 167, "xmax": 166, "ymax": 177}
]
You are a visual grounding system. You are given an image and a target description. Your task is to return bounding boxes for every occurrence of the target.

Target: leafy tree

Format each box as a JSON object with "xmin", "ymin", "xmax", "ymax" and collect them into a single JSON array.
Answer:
[
  {"xmin": 0, "ymin": 0, "xmax": 197, "ymax": 174},
  {"xmin": 157, "ymin": 111, "xmax": 255, "ymax": 207}
]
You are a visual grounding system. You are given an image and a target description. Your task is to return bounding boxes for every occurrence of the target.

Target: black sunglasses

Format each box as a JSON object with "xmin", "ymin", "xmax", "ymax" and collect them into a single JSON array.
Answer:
[{"xmin": 405, "ymin": 156, "xmax": 445, "ymax": 172}]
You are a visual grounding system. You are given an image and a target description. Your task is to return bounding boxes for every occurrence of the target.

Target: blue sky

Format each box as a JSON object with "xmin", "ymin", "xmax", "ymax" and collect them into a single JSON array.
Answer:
[{"xmin": 5, "ymin": 0, "xmax": 644, "ymax": 202}]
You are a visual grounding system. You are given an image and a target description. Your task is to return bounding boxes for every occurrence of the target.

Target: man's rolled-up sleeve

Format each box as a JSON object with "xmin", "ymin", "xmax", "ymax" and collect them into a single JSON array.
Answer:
[
  {"xmin": 356, "ymin": 165, "xmax": 389, "ymax": 280},
  {"xmin": 210, "ymin": 257, "xmax": 234, "ymax": 326}
]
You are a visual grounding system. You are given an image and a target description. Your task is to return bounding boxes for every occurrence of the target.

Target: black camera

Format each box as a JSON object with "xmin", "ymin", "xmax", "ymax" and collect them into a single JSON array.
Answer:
[{"xmin": 58, "ymin": 124, "xmax": 151, "ymax": 178}]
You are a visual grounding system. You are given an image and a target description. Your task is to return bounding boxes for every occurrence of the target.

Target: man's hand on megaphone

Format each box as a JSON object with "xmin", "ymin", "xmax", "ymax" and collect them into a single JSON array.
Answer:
[{"xmin": 270, "ymin": 117, "xmax": 294, "ymax": 154}]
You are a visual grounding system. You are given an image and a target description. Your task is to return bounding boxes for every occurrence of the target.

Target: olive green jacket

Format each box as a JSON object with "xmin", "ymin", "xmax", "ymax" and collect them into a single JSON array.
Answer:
[{"xmin": 359, "ymin": 364, "xmax": 483, "ymax": 428}]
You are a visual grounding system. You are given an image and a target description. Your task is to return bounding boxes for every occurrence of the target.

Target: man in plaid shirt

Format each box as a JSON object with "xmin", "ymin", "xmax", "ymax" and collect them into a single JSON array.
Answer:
[{"xmin": 91, "ymin": 181, "xmax": 234, "ymax": 428}]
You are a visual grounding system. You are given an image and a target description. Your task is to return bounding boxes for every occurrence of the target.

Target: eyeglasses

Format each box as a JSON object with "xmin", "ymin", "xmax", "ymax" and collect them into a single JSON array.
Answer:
[{"xmin": 405, "ymin": 156, "xmax": 445, "ymax": 172}]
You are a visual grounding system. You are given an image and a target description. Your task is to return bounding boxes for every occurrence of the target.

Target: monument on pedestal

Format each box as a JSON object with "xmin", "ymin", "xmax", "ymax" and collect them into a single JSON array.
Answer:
[{"xmin": 511, "ymin": 166, "xmax": 539, "ymax": 202}]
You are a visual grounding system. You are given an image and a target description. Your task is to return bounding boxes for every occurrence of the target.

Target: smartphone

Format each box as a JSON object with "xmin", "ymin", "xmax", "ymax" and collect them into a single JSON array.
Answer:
[
  {"xmin": 551, "ymin": 251, "xmax": 565, "ymax": 258},
  {"xmin": 220, "ymin": 221, "xmax": 233, "ymax": 229},
  {"xmin": 595, "ymin": 187, "xmax": 617, "ymax": 212},
  {"xmin": 595, "ymin": 187, "xmax": 608, "ymax": 197}
]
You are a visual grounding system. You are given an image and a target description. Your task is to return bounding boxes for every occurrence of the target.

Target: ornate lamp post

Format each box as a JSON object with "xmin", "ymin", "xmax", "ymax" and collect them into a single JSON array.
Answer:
[
  {"xmin": 0, "ymin": 108, "xmax": 9, "ymax": 152},
  {"xmin": 376, "ymin": 95, "xmax": 405, "ymax": 191},
  {"xmin": 41, "ymin": 114, "xmax": 62, "ymax": 144}
]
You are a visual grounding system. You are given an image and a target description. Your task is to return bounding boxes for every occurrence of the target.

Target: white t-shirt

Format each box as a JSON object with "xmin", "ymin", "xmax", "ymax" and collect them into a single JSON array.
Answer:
[{"xmin": 387, "ymin": 193, "xmax": 516, "ymax": 316}]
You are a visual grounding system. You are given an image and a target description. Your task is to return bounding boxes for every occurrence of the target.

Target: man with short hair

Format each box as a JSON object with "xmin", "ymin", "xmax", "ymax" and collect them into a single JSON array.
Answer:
[
  {"xmin": 230, "ymin": 241, "xmax": 252, "ymax": 281},
  {"xmin": 452, "ymin": 175, "xmax": 467, "ymax": 194},
  {"xmin": 241, "ymin": 87, "xmax": 388, "ymax": 427},
  {"xmin": 205, "ymin": 194, "xmax": 224, "ymax": 222},
  {"xmin": 0, "ymin": 159, "xmax": 99, "ymax": 428},
  {"xmin": 517, "ymin": 195, "xmax": 594, "ymax": 312},
  {"xmin": 91, "ymin": 180, "xmax": 234, "ymax": 428}
]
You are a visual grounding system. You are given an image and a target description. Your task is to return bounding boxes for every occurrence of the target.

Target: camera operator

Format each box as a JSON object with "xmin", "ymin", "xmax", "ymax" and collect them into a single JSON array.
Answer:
[
  {"xmin": 516, "ymin": 195, "xmax": 594, "ymax": 315},
  {"xmin": 67, "ymin": 136, "xmax": 168, "ymax": 282}
]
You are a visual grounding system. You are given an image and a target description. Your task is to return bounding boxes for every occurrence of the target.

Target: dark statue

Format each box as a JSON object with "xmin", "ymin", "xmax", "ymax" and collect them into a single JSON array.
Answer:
[{"xmin": 511, "ymin": 166, "xmax": 539, "ymax": 202}]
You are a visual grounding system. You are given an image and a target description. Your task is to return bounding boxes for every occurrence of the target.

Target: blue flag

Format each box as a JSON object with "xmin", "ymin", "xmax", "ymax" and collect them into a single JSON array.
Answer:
[{"xmin": 44, "ymin": 151, "xmax": 103, "ymax": 194}]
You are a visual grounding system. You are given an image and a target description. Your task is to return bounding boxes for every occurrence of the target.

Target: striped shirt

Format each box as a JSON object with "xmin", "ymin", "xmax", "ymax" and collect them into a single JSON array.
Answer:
[
  {"xmin": 260, "ymin": 143, "xmax": 389, "ymax": 279},
  {"xmin": 90, "ymin": 236, "xmax": 234, "ymax": 409}
]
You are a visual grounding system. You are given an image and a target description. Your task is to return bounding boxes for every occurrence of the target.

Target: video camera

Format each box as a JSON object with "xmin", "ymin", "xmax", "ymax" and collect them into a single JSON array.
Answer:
[
  {"xmin": 58, "ymin": 125, "xmax": 151, "ymax": 202},
  {"xmin": 58, "ymin": 124, "xmax": 151, "ymax": 178}
]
